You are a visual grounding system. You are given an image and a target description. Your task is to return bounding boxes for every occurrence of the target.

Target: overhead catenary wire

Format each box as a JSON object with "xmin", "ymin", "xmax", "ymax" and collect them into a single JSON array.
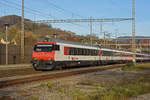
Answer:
[
  {"xmin": 1, "ymin": 0, "xmax": 101, "ymax": 34},
  {"xmin": 0, "ymin": 2, "xmax": 48, "ymax": 19},
  {"xmin": 0, "ymin": 0, "xmax": 126, "ymax": 37},
  {"xmin": 1, "ymin": 0, "xmax": 56, "ymax": 19},
  {"xmin": 42, "ymin": 0, "xmax": 95, "ymax": 33},
  {"xmin": 45, "ymin": 0, "xmax": 85, "ymax": 18},
  {"xmin": 41, "ymin": 0, "xmax": 95, "ymax": 33}
]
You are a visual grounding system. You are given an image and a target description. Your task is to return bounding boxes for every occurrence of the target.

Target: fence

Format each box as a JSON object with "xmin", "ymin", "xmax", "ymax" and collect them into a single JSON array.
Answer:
[{"xmin": 0, "ymin": 44, "xmax": 33, "ymax": 65}]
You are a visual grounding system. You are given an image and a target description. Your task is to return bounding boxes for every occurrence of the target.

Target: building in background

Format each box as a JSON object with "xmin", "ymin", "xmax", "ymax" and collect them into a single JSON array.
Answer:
[{"xmin": 115, "ymin": 36, "xmax": 150, "ymax": 54}]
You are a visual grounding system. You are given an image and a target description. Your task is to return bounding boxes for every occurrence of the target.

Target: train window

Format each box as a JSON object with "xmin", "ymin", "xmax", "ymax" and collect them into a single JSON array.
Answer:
[
  {"xmin": 76, "ymin": 48, "xmax": 79, "ymax": 55},
  {"xmin": 87, "ymin": 49, "xmax": 89, "ymax": 55},
  {"xmin": 78, "ymin": 48, "xmax": 81, "ymax": 55},
  {"xmin": 74, "ymin": 48, "xmax": 76, "ymax": 55},
  {"xmin": 72, "ymin": 48, "xmax": 75, "ymax": 55},
  {"xmin": 92, "ymin": 50, "xmax": 94, "ymax": 55},
  {"xmin": 89, "ymin": 50, "xmax": 92, "ymax": 56},
  {"xmin": 81, "ymin": 49, "xmax": 83, "ymax": 55},
  {"xmin": 136, "ymin": 55, "xmax": 141, "ymax": 57},
  {"xmin": 83, "ymin": 49, "xmax": 86, "ymax": 55},
  {"xmin": 103, "ymin": 51, "xmax": 107, "ymax": 56},
  {"xmin": 103, "ymin": 51, "xmax": 113, "ymax": 56},
  {"xmin": 79, "ymin": 48, "xmax": 83, "ymax": 55},
  {"xmin": 69, "ymin": 47, "xmax": 80, "ymax": 55},
  {"xmin": 68, "ymin": 47, "xmax": 99, "ymax": 56},
  {"xmin": 69, "ymin": 48, "xmax": 71, "ymax": 55},
  {"xmin": 34, "ymin": 44, "xmax": 53, "ymax": 52},
  {"xmin": 69, "ymin": 47, "xmax": 74, "ymax": 55},
  {"xmin": 90, "ymin": 50, "xmax": 92, "ymax": 56},
  {"xmin": 87, "ymin": 49, "xmax": 90, "ymax": 55},
  {"xmin": 76, "ymin": 48, "xmax": 78, "ymax": 55},
  {"xmin": 94, "ymin": 50, "xmax": 97, "ymax": 56},
  {"xmin": 113, "ymin": 52, "xmax": 120, "ymax": 56},
  {"xmin": 89, "ymin": 50, "xmax": 91, "ymax": 55},
  {"xmin": 86, "ymin": 49, "xmax": 88, "ymax": 55},
  {"xmin": 85, "ymin": 49, "xmax": 87, "ymax": 55},
  {"xmin": 53, "ymin": 45, "xmax": 60, "ymax": 51}
]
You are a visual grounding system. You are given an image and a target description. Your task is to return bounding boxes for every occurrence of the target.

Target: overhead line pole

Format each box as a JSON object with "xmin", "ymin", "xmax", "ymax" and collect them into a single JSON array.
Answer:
[
  {"xmin": 104, "ymin": 32, "xmax": 106, "ymax": 48},
  {"xmin": 100, "ymin": 22, "xmax": 103, "ymax": 37},
  {"xmin": 90, "ymin": 17, "xmax": 93, "ymax": 44},
  {"xmin": 100, "ymin": 22, "xmax": 102, "ymax": 33},
  {"xmin": 115, "ymin": 29, "xmax": 118, "ymax": 49},
  {"xmin": 132, "ymin": 0, "xmax": 136, "ymax": 65},
  {"xmin": 148, "ymin": 40, "xmax": 150, "ymax": 54},
  {"xmin": 21, "ymin": 0, "xmax": 25, "ymax": 63},
  {"xmin": 4, "ymin": 24, "xmax": 9, "ymax": 65}
]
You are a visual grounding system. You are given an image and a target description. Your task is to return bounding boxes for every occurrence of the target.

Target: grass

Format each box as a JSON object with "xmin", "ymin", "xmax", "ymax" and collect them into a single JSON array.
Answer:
[
  {"xmin": 25, "ymin": 94, "xmax": 39, "ymax": 100},
  {"xmin": 59, "ymin": 87, "xmax": 68, "ymax": 94},
  {"xmin": 64, "ymin": 64, "xmax": 150, "ymax": 100},
  {"xmin": 122, "ymin": 62, "xmax": 150, "ymax": 71},
  {"xmin": 33, "ymin": 62, "xmax": 150, "ymax": 100},
  {"xmin": 40, "ymin": 82, "xmax": 46, "ymax": 88},
  {"xmin": 47, "ymin": 81, "xmax": 53, "ymax": 88},
  {"xmin": 100, "ymin": 75, "xmax": 150, "ymax": 99},
  {"xmin": 70, "ymin": 75, "xmax": 150, "ymax": 100}
]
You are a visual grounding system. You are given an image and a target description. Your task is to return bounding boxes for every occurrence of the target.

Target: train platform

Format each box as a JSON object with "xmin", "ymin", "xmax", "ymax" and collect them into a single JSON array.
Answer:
[{"xmin": 0, "ymin": 64, "xmax": 32, "ymax": 70}]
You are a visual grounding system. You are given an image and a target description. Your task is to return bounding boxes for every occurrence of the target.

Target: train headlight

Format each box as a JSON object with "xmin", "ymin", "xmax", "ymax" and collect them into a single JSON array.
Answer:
[
  {"xmin": 34, "ymin": 63, "xmax": 38, "ymax": 67},
  {"xmin": 48, "ymin": 58, "xmax": 51, "ymax": 60},
  {"xmin": 33, "ymin": 58, "xmax": 38, "ymax": 60}
]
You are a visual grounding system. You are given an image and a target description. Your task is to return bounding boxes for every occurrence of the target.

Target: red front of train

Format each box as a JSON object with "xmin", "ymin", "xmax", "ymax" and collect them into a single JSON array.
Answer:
[{"xmin": 31, "ymin": 42, "xmax": 57, "ymax": 70}]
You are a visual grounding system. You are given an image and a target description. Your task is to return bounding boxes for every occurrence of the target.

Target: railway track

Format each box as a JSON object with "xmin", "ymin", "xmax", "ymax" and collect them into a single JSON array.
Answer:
[
  {"xmin": 0, "ymin": 64, "xmax": 124, "ymax": 89},
  {"xmin": 0, "ymin": 68, "xmax": 41, "ymax": 78}
]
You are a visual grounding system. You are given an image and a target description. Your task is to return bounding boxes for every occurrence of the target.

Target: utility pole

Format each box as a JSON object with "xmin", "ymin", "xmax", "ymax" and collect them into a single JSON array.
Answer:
[
  {"xmin": 21, "ymin": 0, "xmax": 25, "ymax": 63},
  {"xmin": 104, "ymin": 33, "xmax": 111, "ymax": 48},
  {"xmin": 148, "ymin": 40, "xmax": 150, "ymax": 54},
  {"xmin": 4, "ymin": 23, "xmax": 9, "ymax": 65},
  {"xmin": 139, "ymin": 41, "xmax": 142, "ymax": 53},
  {"xmin": 104, "ymin": 32, "xmax": 106, "ymax": 48},
  {"xmin": 147, "ymin": 40, "xmax": 149, "ymax": 54},
  {"xmin": 115, "ymin": 29, "xmax": 118, "ymax": 49},
  {"xmin": 107, "ymin": 33, "xmax": 111, "ymax": 48},
  {"xmin": 90, "ymin": 16, "xmax": 93, "ymax": 44},
  {"xmin": 53, "ymin": 33, "xmax": 57, "ymax": 39},
  {"xmin": 132, "ymin": 0, "xmax": 136, "ymax": 65},
  {"xmin": 100, "ymin": 22, "xmax": 103, "ymax": 35}
]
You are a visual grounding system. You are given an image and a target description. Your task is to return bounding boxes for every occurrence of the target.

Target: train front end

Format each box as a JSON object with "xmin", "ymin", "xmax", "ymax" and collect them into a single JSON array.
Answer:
[{"xmin": 31, "ymin": 42, "xmax": 58, "ymax": 70}]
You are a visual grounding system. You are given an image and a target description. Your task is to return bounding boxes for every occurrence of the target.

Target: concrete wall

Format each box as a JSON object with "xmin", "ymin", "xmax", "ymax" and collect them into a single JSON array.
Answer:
[{"xmin": 0, "ymin": 44, "xmax": 33, "ymax": 65}]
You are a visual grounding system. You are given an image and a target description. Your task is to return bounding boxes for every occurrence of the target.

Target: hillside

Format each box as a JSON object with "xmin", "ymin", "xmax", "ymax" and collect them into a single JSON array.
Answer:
[{"xmin": 0, "ymin": 15, "xmax": 103, "ymax": 46}]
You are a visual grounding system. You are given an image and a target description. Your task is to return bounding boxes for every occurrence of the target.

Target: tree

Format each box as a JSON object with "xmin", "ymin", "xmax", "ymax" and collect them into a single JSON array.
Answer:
[
  {"xmin": 25, "ymin": 31, "xmax": 38, "ymax": 46},
  {"xmin": 8, "ymin": 25, "xmax": 18, "ymax": 41}
]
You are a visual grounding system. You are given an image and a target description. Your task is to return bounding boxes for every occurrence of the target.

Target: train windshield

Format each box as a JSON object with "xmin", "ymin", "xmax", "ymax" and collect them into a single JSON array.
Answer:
[{"xmin": 34, "ymin": 44, "xmax": 53, "ymax": 52}]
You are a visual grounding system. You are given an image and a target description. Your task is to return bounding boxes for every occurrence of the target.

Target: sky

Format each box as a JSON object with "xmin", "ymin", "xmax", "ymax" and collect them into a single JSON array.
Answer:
[{"xmin": 0, "ymin": 0, "xmax": 150, "ymax": 38}]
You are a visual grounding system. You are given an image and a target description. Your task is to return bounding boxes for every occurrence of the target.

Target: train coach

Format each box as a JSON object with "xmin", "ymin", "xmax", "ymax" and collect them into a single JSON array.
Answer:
[{"xmin": 31, "ymin": 38, "xmax": 150, "ymax": 70}]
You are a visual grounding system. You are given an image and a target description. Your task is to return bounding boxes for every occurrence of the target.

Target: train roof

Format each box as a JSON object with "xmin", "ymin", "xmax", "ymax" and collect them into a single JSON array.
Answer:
[
  {"xmin": 38, "ymin": 38, "xmax": 150, "ymax": 56},
  {"xmin": 39, "ymin": 38, "xmax": 101, "ymax": 48},
  {"xmin": 102, "ymin": 48, "xmax": 150, "ymax": 56}
]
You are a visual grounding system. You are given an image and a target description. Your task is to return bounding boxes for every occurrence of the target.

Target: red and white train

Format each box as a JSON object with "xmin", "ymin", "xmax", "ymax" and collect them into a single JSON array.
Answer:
[{"xmin": 31, "ymin": 38, "xmax": 150, "ymax": 70}]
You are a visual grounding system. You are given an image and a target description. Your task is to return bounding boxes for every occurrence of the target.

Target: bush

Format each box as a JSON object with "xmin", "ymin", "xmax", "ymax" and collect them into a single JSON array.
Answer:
[
  {"xmin": 59, "ymin": 88, "xmax": 68, "ymax": 94},
  {"xmin": 122, "ymin": 62, "xmax": 136, "ymax": 71},
  {"xmin": 126, "ymin": 62, "xmax": 135, "ymax": 67},
  {"xmin": 40, "ymin": 82, "xmax": 46, "ymax": 87},
  {"xmin": 47, "ymin": 82, "xmax": 53, "ymax": 88}
]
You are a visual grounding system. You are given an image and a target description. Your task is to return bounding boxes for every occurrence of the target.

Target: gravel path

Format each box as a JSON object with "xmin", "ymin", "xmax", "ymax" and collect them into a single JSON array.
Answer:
[
  {"xmin": 129, "ymin": 94, "xmax": 150, "ymax": 100},
  {"xmin": 0, "ymin": 67, "xmax": 150, "ymax": 100}
]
